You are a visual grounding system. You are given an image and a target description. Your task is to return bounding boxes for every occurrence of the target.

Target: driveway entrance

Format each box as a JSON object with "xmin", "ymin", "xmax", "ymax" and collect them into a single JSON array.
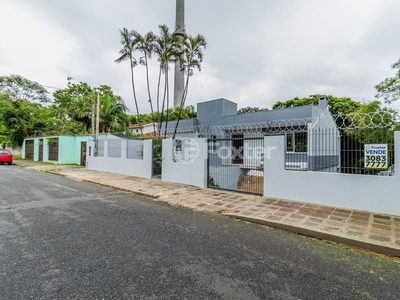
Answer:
[{"xmin": 207, "ymin": 136, "xmax": 264, "ymax": 195}]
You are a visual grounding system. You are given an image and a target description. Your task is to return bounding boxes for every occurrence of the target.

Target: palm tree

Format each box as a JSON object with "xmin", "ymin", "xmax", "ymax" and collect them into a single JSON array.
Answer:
[
  {"xmin": 114, "ymin": 28, "xmax": 143, "ymax": 135},
  {"xmin": 99, "ymin": 93, "xmax": 129, "ymax": 133},
  {"xmin": 154, "ymin": 25, "xmax": 180, "ymax": 136},
  {"xmin": 133, "ymin": 31, "xmax": 157, "ymax": 133},
  {"xmin": 172, "ymin": 34, "xmax": 207, "ymax": 139}
]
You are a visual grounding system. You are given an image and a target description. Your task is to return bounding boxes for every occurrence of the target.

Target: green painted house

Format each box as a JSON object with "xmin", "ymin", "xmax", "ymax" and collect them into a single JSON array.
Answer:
[{"xmin": 22, "ymin": 135, "xmax": 106, "ymax": 165}]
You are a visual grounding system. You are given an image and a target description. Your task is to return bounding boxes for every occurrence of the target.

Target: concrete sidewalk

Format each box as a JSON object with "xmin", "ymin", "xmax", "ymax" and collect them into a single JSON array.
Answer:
[{"xmin": 14, "ymin": 159, "xmax": 400, "ymax": 257}]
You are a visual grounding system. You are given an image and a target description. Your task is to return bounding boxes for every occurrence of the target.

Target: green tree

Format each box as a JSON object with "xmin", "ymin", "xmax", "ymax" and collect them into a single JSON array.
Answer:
[
  {"xmin": 52, "ymin": 82, "xmax": 94, "ymax": 132},
  {"xmin": 348, "ymin": 101, "xmax": 397, "ymax": 129},
  {"xmin": 272, "ymin": 94, "xmax": 361, "ymax": 116},
  {"xmin": 375, "ymin": 58, "xmax": 400, "ymax": 103},
  {"xmin": 0, "ymin": 74, "xmax": 50, "ymax": 103},
  {"xmin": 52, "ymin": 83, "xmax": 128, "ymax": 134},
  {"xmin": 0, "ymin": 75, "xmax": 53, "ymax": 146},
  {"xmin": 238, "ymin": 107, "xmax": 269, "ymax": 114},
  {"xmin": 0, "ymin": 95, "xmax": 55, "ymax": 146},
  {"xmin": 335, "ymin": 100, "xmax": 399, "ymax": 174},
  {"xmin": 130, "ymin": 105, "xmax": 196, "ymax": 124},
  {"xmin": 173, "ymin": 34, "xmax": 207, "ymax": 138},
  {"xmin": 115, "ymin": 28, "xmax": 143, "ymax": 135}
]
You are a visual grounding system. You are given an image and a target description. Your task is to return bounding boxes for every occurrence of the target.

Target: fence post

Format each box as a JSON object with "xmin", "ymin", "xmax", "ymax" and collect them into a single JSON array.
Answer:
[
  {"xmin": 43, "ymin": 138, "xmax": 49, "ymax": 162},
  {"xmin": 263, "ymin": 135, "xmax": 285, "ymax": 197},
  {"xmin": 143, "ymin": 139, "xmax": 154, "ymax": 178},
  {"xmin": 22, "ymin": 141, "xmax": 26, "ymax": 159}
]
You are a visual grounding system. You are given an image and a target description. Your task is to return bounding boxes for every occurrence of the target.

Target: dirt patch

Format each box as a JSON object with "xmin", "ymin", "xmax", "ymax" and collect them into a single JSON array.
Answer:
[{"xmin": 237, "ymin": 175, "xmax": 263, "ymax": 194}]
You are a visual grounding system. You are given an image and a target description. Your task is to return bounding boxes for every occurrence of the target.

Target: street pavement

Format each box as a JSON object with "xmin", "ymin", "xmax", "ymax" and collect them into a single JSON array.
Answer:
[
  {"xmin": 13, "ymin": 159, "xmax": 400, "ymax": 257},
  {"xmin": 1, "ymin": 164, "xmax": 400, "ymax": 299}
]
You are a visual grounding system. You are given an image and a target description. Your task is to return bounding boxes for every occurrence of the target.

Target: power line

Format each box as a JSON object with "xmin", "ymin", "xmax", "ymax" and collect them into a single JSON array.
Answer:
[
  {"xmin": 41, "ymin": 74, "xmax": 74, "ymax": 90},
  {"xmin": 42, "ymin": 85, "xmax": 62, "ymax": 90}
]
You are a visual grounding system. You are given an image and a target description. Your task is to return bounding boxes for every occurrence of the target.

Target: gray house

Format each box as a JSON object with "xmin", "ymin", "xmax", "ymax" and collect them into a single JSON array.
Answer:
[{"xmin": 162, "ymin": 98, "xmax": 340, "ymax": 194}]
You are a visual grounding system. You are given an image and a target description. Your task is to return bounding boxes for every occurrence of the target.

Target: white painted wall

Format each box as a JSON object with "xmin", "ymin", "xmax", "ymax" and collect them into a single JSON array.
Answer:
[
  {"xmin": 263, "ymin": 133, "xmax": 400, "ymax": 216},
  {"xmin": 8, "ymin": 146, "xmax": 22, "ymax": 156},
  {"xmin": 86, "ymin": 139, "xmax": 153, "ymax": 179},
  {"xmin": 162, "ymin": 138, "xmax": 208, "ymax": 188}
]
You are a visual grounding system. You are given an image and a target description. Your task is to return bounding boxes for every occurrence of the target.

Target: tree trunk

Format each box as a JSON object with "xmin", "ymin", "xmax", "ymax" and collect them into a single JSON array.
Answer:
[
  {"xmin": 172, "ymin": 70, "xmax": 190, "ymax": 139},
  {"xmin": 156, "ymin": 68, "xmax": 162, "ymax": 114},
  {"xmin": 158, "ymin": 68, "xmax": 168, "ymax": 137},
  {"xmin": 144, "ymin": 53, "xmax": 156, "ymax": 134},
  {"xmin": 130, "ymin": 57, "xmax": 144, "ymax": 136},
  {"xmin": 164, "ymin": 69, "xmax": 170, "ymax": 137}
]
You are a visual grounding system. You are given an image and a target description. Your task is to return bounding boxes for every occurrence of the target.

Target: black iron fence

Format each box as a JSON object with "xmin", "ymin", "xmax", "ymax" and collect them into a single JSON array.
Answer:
[
  {"xmin": 284, "ymin": 128, "xmax": 395, "ymax": 175},
  {"xmin": 340, "ymin": 128, "xmax": 395, "ymax": 175},
  {"xmin": 207, "ymin": 137, "xmax": 264, "ymax": 195}
]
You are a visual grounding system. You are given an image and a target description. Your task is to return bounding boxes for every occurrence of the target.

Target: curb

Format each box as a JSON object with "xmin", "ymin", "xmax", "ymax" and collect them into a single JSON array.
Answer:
[
  {"xmin": 81, "ymin": 179, "xmax": 160, "ymax": 200},
  {"xmin": 223, "ymin": 213, "xmax": 400, "ymax": 258}
]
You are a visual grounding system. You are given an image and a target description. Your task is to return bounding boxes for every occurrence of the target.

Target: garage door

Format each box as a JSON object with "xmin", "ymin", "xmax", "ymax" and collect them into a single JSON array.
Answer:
[
  {"xmin": 48, "ymin": 138, "xmax": 59, "ymax": 161},
  {"xmin": 25, "ymin": 140, "xmax": 34, "ymax": 159}
]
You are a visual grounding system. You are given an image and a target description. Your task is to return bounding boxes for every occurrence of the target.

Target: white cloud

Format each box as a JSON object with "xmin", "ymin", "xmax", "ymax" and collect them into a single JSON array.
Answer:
[
  {"xmin": 1, "ymin": 0, "xmax": 399, "ymax": 113},
  {"xmin": 0, "ymin": 2, "xmax": 79, "ymax": 89}
]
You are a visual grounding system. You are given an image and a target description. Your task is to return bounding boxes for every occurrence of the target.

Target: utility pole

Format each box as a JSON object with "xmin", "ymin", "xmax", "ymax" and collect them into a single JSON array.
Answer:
[
  {"xmin": 95, "ymin": 91, "xmax": 100, "ymax": 156},
  {"xmin": 173, "ymin": 0, "xmax": 185, "ymax": 108},
  {"xmin": 91, "ymin": 102, "xmax": 95, "ymax": 135}
]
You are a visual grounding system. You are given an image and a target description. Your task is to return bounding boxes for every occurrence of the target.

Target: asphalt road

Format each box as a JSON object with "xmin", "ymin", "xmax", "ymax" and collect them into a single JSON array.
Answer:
[{"xmin": 0, "ymin": 165, "xmax": 400, "ymax": 300}]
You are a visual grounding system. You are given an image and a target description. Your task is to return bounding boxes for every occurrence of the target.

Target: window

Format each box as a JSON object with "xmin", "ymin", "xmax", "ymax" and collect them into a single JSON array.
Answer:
[
  {"xmin": 286, "ymin": 132, "xmax": 307, "ymax": 152},
  {"xmin": 294, "ymin": 132, "xmax": 307, "ymax": 152},
  {"xmin": 232, "ymin": 134, "xmax": 244, "ymax": 164},
  {"xmin": 210, "ymin": 135, "xmax": 217, "ymax": 154},
  {"xmin": 286, "ymin": 133, "xmax": 294, "ymax": 152}
]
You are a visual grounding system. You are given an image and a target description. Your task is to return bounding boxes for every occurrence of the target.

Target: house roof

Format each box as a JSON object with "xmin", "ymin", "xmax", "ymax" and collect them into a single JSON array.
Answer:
[
  {"xmin": 161, "ymin": 98, "xmax": 332, "ymax": 130},
  {"xmin": 129, "ymin": 122, "xmax": 156, "ymax": 128}
]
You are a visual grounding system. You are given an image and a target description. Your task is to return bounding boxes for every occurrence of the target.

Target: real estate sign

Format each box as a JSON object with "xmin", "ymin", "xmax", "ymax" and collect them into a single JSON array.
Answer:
[{"xmin": 364, "ymin": 144, "xmax": 387, "ymax": 169}]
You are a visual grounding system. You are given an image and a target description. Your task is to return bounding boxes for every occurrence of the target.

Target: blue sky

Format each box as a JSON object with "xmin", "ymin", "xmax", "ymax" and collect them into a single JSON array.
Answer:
[{"xmin": 1, "ymin": 0, "xmax": 400, "ymax": 113}]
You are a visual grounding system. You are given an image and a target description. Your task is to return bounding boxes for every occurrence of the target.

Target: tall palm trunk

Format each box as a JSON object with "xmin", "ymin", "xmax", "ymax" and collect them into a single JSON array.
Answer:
[
  {"xmin": 158, "ymin": 67, "xmax": 168, "ymax": 137},
  {"xmin": 156, "ymin": 68, "xmax": 162, "ymax": 114},
  {"xmin": 172, "ymin": 71, "xmax": 190, "ymax": 139},
  {"xmin": 144, "ymin": 52, "xmax": 156, "ymax": 134},
  {"xmin": 156, "ymin": 67, "xmax": 163, "ymax": 137},
  {"xmin": 164, "ymin": 68, "xmax": 170, "ymax": 137},
  {"xmin": 130, "ymin": 58, "xmax": 144, "ymax": 135}
]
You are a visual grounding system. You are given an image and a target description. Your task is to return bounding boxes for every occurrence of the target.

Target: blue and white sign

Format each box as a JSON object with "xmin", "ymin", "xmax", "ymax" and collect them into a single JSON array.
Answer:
[{"xmin": 364, "ymin": 144, "xmax": 387, "ymax": 169}]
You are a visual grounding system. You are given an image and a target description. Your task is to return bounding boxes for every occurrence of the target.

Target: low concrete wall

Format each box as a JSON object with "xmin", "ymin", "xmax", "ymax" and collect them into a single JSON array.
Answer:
[
  {"xmin": 162, "ymin": 138, "xmax": 208, "ymax": 188},
  {"xmin": 263, "ymin": 133, "xmax": 400, "ymax": 216},
  {"xmin": 86, "ymin": 139, "xmax": 153, "ymax": 179},
  {"xmin": 8, "ymin": 146, "xmax": 22, "ymax": 156}
]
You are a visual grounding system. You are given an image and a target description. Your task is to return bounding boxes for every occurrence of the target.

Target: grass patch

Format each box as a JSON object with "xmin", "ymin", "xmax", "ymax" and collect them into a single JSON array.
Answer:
[
  {"xmin": 41, "ymin": 167, "xmax": 62, "ymax": 173},
  {"xmin": 14, "ymin": 163, "xmax": 30, "ymax": 167}
]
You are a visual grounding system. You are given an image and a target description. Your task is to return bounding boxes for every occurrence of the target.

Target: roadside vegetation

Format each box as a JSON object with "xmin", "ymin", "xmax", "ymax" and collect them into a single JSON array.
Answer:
[{"xmin": 1, "ymin": 53, "xmax": 399, "ymax": 148}]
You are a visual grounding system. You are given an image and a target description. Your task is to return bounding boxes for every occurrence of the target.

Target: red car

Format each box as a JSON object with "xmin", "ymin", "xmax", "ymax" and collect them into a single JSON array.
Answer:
[{"xmin": 0, "ymin": 149, "xmax": 13, "ymax": 165}]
